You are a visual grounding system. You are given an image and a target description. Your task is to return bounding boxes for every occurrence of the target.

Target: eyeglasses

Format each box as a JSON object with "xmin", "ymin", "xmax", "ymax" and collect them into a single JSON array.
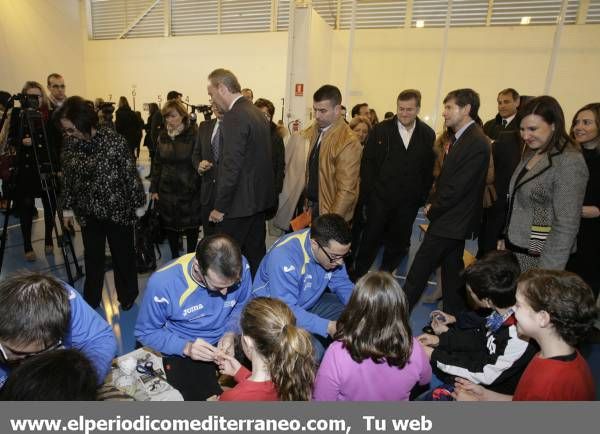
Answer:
[
  {"xmin": 315, "ymin": 240, "xmax": 351, "ymax": 263},
  {"xmin": 0, "ymin": 339, "xmax": 63, "ymax": 363},
  {"xmin": 192, "ymin": 260, "xmax": 241, "ymax": 293}
]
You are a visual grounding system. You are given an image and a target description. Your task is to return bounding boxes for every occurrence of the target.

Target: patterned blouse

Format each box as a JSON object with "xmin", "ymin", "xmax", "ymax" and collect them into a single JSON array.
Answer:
[{"xmin": 61, "ymin": 127, "xmax": 145, "ymax": 227}]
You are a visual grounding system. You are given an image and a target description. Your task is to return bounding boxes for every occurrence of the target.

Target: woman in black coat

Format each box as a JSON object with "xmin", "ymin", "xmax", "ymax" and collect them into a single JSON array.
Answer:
[
  {"xmin": 143, "ymin": 103, "xmax": 160, "ymax": 178},
  {"xmin": 567, "ymin": 103, "xmax": 600, "ymax": 299},
  {"xmin": 150, "ymin": 100, "xmax": 201, "ymax": 259},
  {"xmin": 115, "ymin": 96, "xmax": 143, "ymax": 158}
]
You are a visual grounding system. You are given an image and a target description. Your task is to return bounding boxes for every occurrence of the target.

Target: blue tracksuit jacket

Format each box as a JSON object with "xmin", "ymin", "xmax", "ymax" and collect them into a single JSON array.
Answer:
[
  {"xmin": 252, "ymin": 229, "xmax": 354, "ymax": 337},
  {"xmin": 0, "ymin": 283, "xmax": 117, "ymax": 387},
  {"xmin": 134, "ymin": 253, "xmax": 252, "ymax": 356}
]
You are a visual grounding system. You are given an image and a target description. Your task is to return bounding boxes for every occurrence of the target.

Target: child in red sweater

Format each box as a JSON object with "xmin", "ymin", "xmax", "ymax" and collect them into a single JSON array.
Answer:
[
  {"xmin": 212, "ymin": 297, "xmax": 315, "ymax": 401},
  {"xmin": 453, "ymin": 269, "xmax": 597, "ymax": 401}
]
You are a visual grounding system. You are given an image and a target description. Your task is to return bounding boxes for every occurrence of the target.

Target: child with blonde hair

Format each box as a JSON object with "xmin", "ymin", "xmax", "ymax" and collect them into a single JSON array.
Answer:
[{"xmin": 213, "ymin": 297, "xmax": 315, "ymax": 401}]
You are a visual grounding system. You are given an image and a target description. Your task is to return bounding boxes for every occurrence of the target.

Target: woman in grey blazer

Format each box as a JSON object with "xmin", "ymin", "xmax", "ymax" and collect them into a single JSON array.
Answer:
[{"xmin": 501, "ymin": 96, "xmax": 589, "ymax": 271}]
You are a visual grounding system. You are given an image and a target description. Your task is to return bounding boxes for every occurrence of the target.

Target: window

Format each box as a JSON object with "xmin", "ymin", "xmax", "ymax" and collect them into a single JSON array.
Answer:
[
  {"xmin": 90, "ymin": 0, "xmax": 163, "ymax": 40},
  {"xmin": 490, "ymin": 0, "xmax": 579, "ymax": 26},
  {"xmin": 339, "ymin": 0, "xmax": 407, "ymax": 30}
]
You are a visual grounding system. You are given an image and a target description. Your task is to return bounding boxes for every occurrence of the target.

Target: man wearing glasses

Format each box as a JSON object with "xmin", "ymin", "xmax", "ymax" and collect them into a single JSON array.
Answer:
[
  {"xmin": 135, "ymin": 234, "xmax": 252, "ymax": 400},
  {"xmin": 46, "ymin": 73, "xmax": 66, "ymax": 110},
  {"xmin": 252, "ymin": 214, "xmax": 354, "ymax": 361},
  {"xmin": 0, "ymin": 272, "xmax": 117, "ymax": 388}
]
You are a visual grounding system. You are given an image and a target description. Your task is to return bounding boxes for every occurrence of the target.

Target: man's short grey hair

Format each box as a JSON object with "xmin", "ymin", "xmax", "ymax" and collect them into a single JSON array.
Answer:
[{"xmin": 208, "ymin": 69, "xmax": 242, "ymax": 94}]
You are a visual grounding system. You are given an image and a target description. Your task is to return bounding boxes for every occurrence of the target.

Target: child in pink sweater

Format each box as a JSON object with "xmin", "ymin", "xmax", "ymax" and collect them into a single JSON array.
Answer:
[{"xmin": 313, "ymin": 271, "xmax": 431, "ymax": 401}]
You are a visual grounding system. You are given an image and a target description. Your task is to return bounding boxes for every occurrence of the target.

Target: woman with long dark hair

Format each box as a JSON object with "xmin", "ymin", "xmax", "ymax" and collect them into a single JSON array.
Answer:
[
  {"xmin": 313, "ymin": 271, "xmax": 431, "ymax": 400},
  {"xmin": 566, "ymin": 103, "xmax": 600, "ymax": 299},
  {"xmin": 143, "ymin": 102, "xmax": 160, "ymax": 178},
  {"xmin": 115, "ymin": 96, "xmax": 143, "ymax": 159},
  {"xmin": 500, "ymin": 96, "xmax": 588, "ymax": 271},
  {"xmin": 57, "ymin": 96, "xmax": 145, "ymax": 310}
]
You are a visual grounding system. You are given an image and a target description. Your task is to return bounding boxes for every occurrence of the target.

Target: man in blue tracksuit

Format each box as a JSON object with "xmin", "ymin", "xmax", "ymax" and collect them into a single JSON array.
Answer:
[
  {"xmin": 252, "ymin": 214, "xmax": 354, "ymax": 359},
  {"xmin": 0, "ymin": 273, "xmax": 117, "ymax": 389},
  {"xmin": 135, "ymin": 234, "xmax": 252, "ymax": 400}
]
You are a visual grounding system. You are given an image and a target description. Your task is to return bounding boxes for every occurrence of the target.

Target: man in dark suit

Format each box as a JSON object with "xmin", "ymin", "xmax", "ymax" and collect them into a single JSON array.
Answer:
[
  {"xmin": 483, "ymin": 88, "xmax": 520, "ymax": 141},
  {"xmin": 192, "ymin": 102, "xmax": 223, "ymax": 238},
  {"xmin": 478, "ymin": 88, "xmax": 521, "ymax": 257},
  {"xmin": 353, "ymin": 89, "xmax": 435, "ymax": 279},
  {"xmin": 206, "ymin": 68, "xmax": 274, "ymax": 276},
  {"xmin": 404, "ymin": 89, "xmax": 490, "ymax": 316}
]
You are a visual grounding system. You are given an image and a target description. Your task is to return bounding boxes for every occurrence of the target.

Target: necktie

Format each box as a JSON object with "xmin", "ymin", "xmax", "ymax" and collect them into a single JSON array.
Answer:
[
  {"xmin": 444, "ymin": 133, "xmax": 457, "ymax": 160},
  {"xmin": 309, "ymin": 129, "xmax": 323, "ymax": 161},
  {"xmin": 502, "ymin": 119, "xmax": 508, "ymax": 128},
  {"xmin": 211, "ymin": 122, "xmax": 221, "ymax": 163}
]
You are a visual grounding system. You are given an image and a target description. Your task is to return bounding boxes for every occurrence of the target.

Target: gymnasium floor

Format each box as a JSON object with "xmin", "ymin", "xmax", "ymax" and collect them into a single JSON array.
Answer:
[{"xmin": 1, "ymin": 148, "xmax": 597, "ymax": 398}]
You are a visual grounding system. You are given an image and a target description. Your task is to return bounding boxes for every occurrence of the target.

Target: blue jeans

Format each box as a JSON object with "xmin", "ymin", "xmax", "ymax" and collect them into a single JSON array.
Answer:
[{"xmin": 308, "ymin": 292, "xmax": 346, "ymax": 362}]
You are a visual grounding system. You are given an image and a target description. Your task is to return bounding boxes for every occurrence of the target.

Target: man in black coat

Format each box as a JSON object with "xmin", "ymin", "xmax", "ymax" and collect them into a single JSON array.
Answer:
[
  {"xmin": 353, "ymin": 89, "xmax": 435, "ymax": 279},
  {"xmin": 404, "ymin": 89, "xmax": 490, "ymax": 316},
  {"xmin": 192, "ymin": 103, "xmax": 223, "ymax": 238},
  {"xmin": 482, "ymin": 88, "xmax": 520, "ymax": 141},
  {"xmin": 206, "ymin": 68, "xmax": 274, "ymax": 276}
]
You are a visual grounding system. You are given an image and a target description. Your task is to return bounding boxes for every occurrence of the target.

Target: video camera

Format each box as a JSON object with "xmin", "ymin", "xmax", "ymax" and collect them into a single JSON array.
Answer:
[
  {"xmin": 190, "ymin": 104, "xmax": 213, "ymax": 122},
  {"xmin": 13, "ymin": 93, "xmax": 41, "ymax": 110}
]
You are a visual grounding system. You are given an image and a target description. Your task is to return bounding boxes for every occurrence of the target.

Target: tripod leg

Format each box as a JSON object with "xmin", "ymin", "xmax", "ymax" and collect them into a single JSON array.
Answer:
[{"xmin": 0, "ymin": 198, "xmax": 12, "ymax": 273}]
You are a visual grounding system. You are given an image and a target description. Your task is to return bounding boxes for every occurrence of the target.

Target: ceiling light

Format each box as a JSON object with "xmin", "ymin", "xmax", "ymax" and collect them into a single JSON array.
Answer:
[
  {"xmin": 520, "ymin": 16, "xmax": 531, "ymax": 25},
  {"xmin": 416, "ymin": 20, "xmax": 425, "ymax": 28}
]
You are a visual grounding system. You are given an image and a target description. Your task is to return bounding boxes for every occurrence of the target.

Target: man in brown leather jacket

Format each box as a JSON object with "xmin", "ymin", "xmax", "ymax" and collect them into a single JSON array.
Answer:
[{"xmin": 304, "ymin": 85, "xmax": 362, "ymax": 222}]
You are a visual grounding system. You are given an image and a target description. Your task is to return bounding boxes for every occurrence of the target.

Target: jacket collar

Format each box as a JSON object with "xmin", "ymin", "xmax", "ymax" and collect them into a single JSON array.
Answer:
[
  {"xmin": 513, "ymin": 150, "xmax": 556, "ymax": 191},
  {"xmin": 306, "ymin": 116, "xmax": 348, "ymax": 150}
]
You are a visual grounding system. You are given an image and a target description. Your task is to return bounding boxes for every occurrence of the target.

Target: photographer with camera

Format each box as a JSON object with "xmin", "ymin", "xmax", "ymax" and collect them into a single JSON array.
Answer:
[
  {"xmin": 57, "ymin": 96, "xmax": 145, "ymax": 311},
  {"xmin": 6, "ymin": 81, "xmax": 59, "ymax": 262}
]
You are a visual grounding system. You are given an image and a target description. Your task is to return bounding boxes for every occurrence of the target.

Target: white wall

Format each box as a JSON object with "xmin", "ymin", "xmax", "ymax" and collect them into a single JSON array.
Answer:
[
  {"xmin": 331, "ymin": 24, "xmax": 600, "ymax": 130},
  {"xmin": 83, "ymin": 32, "xmax": 289, "ymax": 115},
  {"xmin": 0, "ymin": 0, "xmax": 86, "ymax": 96},
  {"xmin": 2, "ymin": 1, "xmax": 599, "ymax": 130}
]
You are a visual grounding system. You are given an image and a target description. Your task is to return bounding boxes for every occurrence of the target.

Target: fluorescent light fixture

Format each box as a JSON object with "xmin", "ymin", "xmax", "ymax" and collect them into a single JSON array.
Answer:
[
  {"xmin": 416, "ymin": 20, "xmax": 425, "ymax": 28},
  {"xmin": 520, "ymin": 16, "xmax": 531, "ymax": 25}
]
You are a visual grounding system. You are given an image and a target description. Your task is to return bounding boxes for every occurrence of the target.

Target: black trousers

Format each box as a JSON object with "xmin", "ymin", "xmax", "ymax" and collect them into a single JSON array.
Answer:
[
  {"xmin": 166, "ymin": 228, "xmax": 199, "ymax": 259},
  {"xmin": 403, "ymin": 231, "xmax": 467, "ymax": 316},
  {"xmin": 81, "ymin": 217, "xmax": 138, "ymax": 309},
  {"xmin": 354, "ymin": 198, "xmax": 420, "ymax": 278},
  {"xmin": 162, "ymin": 356, "xmax": 222, "ymax": 401},
  {"xmin": 216, "ymin": 212, "xmax": 266, "ymax": 277},
  {"xmin": 17, "ymin": 192, "xmax": 55, "ymax": 252},
  {"xmin": 476, "ymin": 206, "xmax": 504, "ymax": 259}
]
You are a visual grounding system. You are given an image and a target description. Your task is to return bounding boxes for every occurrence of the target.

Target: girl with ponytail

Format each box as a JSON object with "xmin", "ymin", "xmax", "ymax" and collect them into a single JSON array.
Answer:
[
  {"xmin": 214, "ymin": 297, "xmax": 315, "ymax": 401},
  {"xmin": 313, "ymin": 271, "xmax": 431, "ymax": 401}
]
